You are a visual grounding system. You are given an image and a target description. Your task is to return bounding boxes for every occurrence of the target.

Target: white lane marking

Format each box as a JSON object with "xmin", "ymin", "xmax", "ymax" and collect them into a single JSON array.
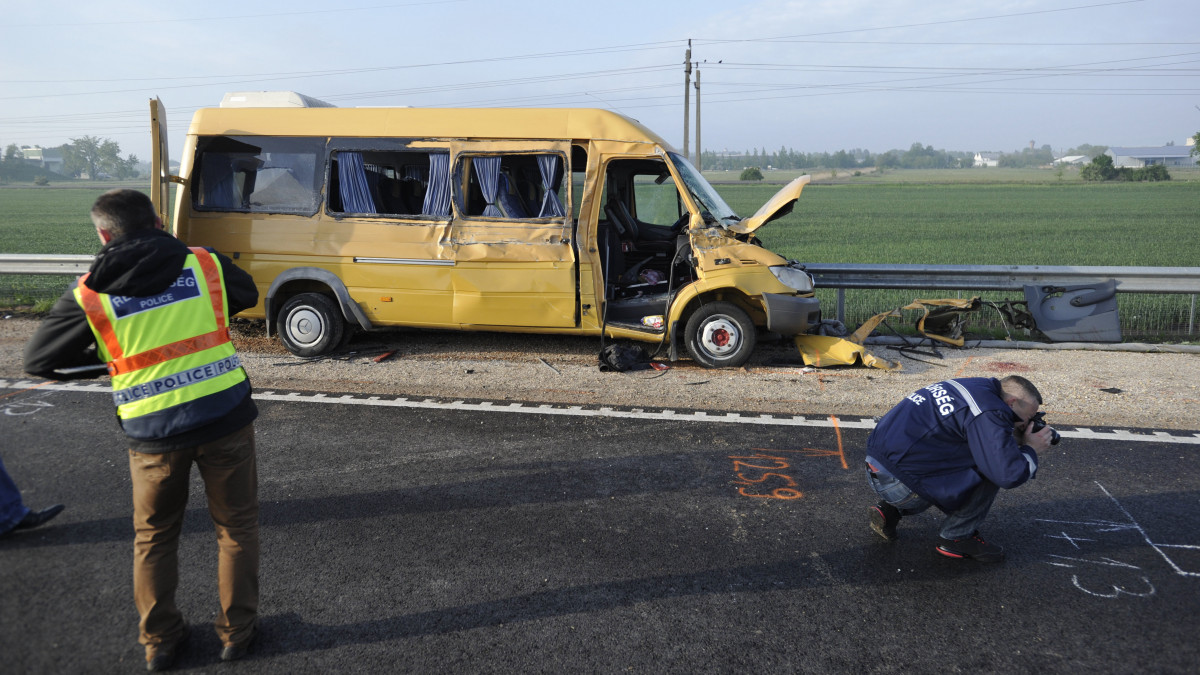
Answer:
[{"xmin": 2, "ymin": 379, "xmax": 1199, "ymax": 443}]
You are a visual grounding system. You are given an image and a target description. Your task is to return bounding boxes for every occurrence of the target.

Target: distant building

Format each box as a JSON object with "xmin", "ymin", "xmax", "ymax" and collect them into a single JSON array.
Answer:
[
  {"xmin": 19, "ymin": 145, "xmax": 66, "ymax": 175},
  {"xmin": 1105, "ymin": 145, "xmax": 1195, "ymax": 168},
  {"xmin": 973, "ymin": 152, "xmax": 1000, "ymax": 168},
  {"xmin": 1053, "ymin": 155, "xmax": 1089, "ymax": 166}
]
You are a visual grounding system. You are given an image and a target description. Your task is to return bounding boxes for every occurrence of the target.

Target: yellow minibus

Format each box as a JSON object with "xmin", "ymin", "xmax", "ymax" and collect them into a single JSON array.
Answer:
[{"xmin": 151, "ymin": 92, "xmax": 820, "ymax": 367}]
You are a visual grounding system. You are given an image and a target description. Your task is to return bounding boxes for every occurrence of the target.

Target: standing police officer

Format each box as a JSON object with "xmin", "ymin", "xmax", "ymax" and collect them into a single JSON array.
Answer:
[
  {"xmin": 864, "ymin": 375, "xmax": 1056, "ymax": 562},
  {"xmin": 25, "ymin": 189, "xmax": 260, "ymax": 670}
]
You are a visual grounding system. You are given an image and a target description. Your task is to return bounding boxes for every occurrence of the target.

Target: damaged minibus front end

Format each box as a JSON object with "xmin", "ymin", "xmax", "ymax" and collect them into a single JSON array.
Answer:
[{"xmin": 649, "ymin": 160, "xmax": 821, "ymax": 368}]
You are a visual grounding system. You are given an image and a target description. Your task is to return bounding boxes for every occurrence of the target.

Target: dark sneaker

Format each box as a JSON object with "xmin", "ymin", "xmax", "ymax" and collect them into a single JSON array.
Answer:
[
  {"xmin": 146, "ymin": 624, "xmax": 189, "ymax": 672},
  {"xmin": 936, "ymin": 532, "xmax": 1004, "ymax": 563},
  {"xmin": 220, "ymin": 624, "xmax": 256, "ymax": 662},
  {"xmin": 869, "ymin": 502, "xmax": 901, "ymax": 541}
]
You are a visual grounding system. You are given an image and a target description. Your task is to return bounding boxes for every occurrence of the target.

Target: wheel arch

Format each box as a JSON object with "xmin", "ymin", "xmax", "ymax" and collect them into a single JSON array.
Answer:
[{"xmin": 265, "ymin": 267, "xmax": 372, "ymax": 337}]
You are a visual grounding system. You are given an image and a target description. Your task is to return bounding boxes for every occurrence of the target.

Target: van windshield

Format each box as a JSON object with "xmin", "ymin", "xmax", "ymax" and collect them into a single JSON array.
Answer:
[{"xmin": 667, "ymin": 152, "xmax": 739, "ymax": 226}]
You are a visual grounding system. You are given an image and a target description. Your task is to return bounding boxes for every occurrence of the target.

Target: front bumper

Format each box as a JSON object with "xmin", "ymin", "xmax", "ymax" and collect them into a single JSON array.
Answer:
[{"xmin": 763, "ymin": 293, "xmax": 821, "ymax": 336}]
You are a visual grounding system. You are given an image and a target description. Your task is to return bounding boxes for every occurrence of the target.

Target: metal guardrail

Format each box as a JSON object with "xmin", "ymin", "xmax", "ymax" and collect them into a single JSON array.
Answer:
[
  {"xmin": 0, "ymin": 254, "xmax": 93, "ymax": 275},
  {"xmin": 800, "ymin": 263, "xmax": 1200, "ymax": 336},
  {"xmin": 802, "ymin": 263, "xmax": 1200, "ymax": 294}
]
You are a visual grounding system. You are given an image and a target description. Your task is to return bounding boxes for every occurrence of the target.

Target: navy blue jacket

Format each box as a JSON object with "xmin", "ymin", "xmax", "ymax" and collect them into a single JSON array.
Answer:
[{"xmin": 866, "ymin": 378, "xmax": 1038, "ymax": 512}]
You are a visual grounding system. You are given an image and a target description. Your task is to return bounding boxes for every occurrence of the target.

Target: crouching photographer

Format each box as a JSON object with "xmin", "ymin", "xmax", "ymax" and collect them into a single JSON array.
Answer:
[{"xmin": 862, "ymin": 375, "xmax": 1057, "ymax": 563}]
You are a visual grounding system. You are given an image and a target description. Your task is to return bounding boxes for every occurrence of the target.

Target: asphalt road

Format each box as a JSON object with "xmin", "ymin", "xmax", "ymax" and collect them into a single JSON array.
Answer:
[{"xmin": 2, "ymin": 384, "xmax": 1198, "ymax": 674}]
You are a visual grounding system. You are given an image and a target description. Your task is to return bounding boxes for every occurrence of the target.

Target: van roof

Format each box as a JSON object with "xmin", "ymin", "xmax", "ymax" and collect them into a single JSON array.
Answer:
[{"xmin": 191, "ymin": 99, "xmax": 673, "ymax": 148}]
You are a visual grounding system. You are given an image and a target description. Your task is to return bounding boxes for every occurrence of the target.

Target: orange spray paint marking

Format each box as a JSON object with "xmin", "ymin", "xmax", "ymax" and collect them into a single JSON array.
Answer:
[
  {"xmin": 953, "ymin": 356, "xmax": 975, "ymax": 379},
  {"xmin": 828, "ymin": 415, "xmax": 848, "ymax": 469},
  {"xmin": 737, "ymin": 487, "xmax": 803, "ymax": 500},
  {"xmin": 728, "ymin": 452, "xmax": 804, "ymax": 499}
]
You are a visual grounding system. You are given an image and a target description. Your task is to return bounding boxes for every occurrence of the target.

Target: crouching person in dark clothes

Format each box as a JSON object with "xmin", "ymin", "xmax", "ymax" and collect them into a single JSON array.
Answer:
[
  {"xmin": 864, "ymin": 376, "xmax": 1055, "ymax": 562},
  {"xmin": 23, "ymin": 189, "xmax": 261, "ymax": 671}
]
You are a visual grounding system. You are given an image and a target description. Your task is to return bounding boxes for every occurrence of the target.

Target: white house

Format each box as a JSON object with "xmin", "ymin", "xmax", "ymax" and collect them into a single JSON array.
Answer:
[
  {"xmin": 1105, "ymin": 145, "xmax": 1195, "ymax": 168},
  {"xmin": 973, "ymin": 152, "xmax": 1000, "ymax": 168}
]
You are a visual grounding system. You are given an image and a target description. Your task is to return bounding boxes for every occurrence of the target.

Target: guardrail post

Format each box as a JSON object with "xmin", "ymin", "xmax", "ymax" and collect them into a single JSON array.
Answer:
[
  {"xmin": 836, "ymin": 288, "xmax": 846, "ymax": 324},
  {"xmin": 1190, "ymin": 294, "xmax": 1196, "ymax": 336}
]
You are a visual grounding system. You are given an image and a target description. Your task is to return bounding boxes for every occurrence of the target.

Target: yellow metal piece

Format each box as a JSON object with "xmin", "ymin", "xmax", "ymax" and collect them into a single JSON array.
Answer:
[
  {"xmin": 793, "ymin": 335, "xmax": 901, "ymax": 370},
  {"xmin": 726, "ymin": 176, "xmax": 810, "ymax": 234},
  {"xmin": 850, "ymin": 297, "xmax": 981, "ymax": 347}
]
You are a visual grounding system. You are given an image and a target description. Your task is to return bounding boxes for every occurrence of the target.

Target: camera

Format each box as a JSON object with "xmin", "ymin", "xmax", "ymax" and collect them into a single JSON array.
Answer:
[{"xmin": 1028, "ymin": 411, "xmax": 1061, "ymax": 445}]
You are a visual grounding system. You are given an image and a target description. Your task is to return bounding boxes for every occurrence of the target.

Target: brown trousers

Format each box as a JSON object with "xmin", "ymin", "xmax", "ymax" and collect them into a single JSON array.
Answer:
[{"xmin": 129, "ymin": 422, "xmax": 259, "ymax": 649}]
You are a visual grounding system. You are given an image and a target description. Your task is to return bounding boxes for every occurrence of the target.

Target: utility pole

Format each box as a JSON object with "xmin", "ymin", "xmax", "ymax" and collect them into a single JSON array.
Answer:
[
  {"xmin": 683, "ymin": 40, "xmax": 692, "ymax": 159},
  {"xmin": 694, "ymin": 67, "xmax": 702, "ymax": 170}
]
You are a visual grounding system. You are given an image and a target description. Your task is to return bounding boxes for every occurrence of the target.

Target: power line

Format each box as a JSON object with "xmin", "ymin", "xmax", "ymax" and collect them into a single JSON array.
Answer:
[
  {"xmin": 5, "ymin": 0, "xmax": 471, "ymax": 28},
  {"xmin": 695, "ymin": 0, "xmax": 1148, "ymax": 43}
]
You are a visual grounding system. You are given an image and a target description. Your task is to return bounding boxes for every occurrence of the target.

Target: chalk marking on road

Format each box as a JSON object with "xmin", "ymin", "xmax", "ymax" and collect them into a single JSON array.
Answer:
[{"xmin": 2, "ymin": 378, "xmax": 1199, "ymax": 444}]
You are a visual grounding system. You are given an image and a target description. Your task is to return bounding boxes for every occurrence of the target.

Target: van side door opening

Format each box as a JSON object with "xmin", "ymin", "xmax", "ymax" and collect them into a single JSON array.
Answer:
[{"xmin": 597, "ymin": 157, "xmax": 695, "ymax": 332}]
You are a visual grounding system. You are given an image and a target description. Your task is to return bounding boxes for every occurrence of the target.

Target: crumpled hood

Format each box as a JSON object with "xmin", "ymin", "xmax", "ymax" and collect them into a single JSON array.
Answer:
[
  {"xmin": 726, "ymin": 175, "xmax": 810, "ymax": 234},
  {"xmin": 84, "ymin": 228, "xmax": 191, "ymax": 297}
]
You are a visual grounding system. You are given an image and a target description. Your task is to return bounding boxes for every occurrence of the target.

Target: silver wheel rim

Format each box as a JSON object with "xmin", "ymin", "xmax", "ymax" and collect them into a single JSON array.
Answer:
[
  {"xmin": 286, "ymin": 306, "xmax": 325, "ymax": 347},
  {"xmin": 699, "ymin": 316, "xmax": 740, "ymax": 357}
]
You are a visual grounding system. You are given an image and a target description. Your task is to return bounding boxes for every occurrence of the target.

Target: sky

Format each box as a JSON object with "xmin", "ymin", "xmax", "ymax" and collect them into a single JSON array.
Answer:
[{"xmin": 2, "ymin": 0, "xmax": 1198, "ymax": 164}]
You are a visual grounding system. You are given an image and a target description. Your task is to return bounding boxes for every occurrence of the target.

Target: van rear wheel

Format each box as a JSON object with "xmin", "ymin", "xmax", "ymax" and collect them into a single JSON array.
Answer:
[
  {"xmin": 684, "ymin": 301, "xmax": 756, "ymax": 368},
  {"xmin": 278, "ymin": 292, "xmax": 346, "ymax": 357}
]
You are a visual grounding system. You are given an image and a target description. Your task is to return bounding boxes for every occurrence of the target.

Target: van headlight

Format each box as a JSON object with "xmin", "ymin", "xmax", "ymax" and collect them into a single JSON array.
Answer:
[{"xmin": 769, "ymin": 264, "xmax": 814, "ymax": 292}]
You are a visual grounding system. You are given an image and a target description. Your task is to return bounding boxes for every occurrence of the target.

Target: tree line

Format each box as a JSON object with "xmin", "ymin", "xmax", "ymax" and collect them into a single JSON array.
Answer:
[
  {"xmin": 701, "ymin": 142, "xmax": 1110, "ymax": 172},
  {"xmin": 1, "ymin": 135, "xmax": 139, "ymax": 183}
]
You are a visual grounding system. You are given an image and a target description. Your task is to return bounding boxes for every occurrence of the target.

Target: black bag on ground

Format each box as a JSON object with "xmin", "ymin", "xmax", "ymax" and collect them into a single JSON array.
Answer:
[{"xmin": 598, "ymin": 343, "xmax": 652, "ymax": 372}]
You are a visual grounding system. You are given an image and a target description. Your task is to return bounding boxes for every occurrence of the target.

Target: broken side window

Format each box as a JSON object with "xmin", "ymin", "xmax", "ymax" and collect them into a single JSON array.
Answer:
[
  {"xmin": 456, "ymin": 153, "xmax": 567, "ymax": 219},
  {"xmin": 328, "ymin": 149, "xmax": 449, "ymax": 218},
  {"xmin": 193, "ymin": 136, "xmax": 323, "ymax": 215}
]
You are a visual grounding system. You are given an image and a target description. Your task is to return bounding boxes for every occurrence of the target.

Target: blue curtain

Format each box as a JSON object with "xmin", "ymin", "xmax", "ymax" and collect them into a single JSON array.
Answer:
[
  {"xmin": 473, "ymin": 156, "xmax": 502, "ymax": 217},
  {"xmin": 536, "ymin": 154, "xmax": 566, "ymax": 217},
  {"xmin": 422, "ymin": 153, "xmax": 451, "ymax": 216},
  {"xmin": 200, "ymin": 159, "xmax": 235, "ymax": 208},
  {"xmin": 337, "ymin": 152, "xmax": 376, "ymax": 214}
]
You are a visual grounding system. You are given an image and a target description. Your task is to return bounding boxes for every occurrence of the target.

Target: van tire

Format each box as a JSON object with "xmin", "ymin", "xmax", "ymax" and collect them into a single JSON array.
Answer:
[
  {"xmin": 278, "ymin": 293, "xmax": 346, "ymax": 357},
  {"xmin": 684, "ymin": 301, "xmax": 756, "ymax": 368}
]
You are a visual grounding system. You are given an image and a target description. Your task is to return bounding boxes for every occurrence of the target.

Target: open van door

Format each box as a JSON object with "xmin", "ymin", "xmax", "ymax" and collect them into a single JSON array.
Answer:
[{"xmin": 149, "ymin": 98, "xmax": 171, "ymax": 227}]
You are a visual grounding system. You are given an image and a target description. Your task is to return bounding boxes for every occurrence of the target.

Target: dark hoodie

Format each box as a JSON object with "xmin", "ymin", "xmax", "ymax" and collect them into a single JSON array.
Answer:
[{"xmin": 23, "ymin": 228, "xmax": 259, "ymax": 452}]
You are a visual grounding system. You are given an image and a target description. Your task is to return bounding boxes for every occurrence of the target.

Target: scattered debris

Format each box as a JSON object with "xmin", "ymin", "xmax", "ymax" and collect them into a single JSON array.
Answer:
[
  {"xmin": 538, "ymin": 357, "xmax": 560, "ymax": 374},
  {"xmin": 373, "ymin": 350, "xmax": 397, "ymax": 363},
  {"xmin": 1100, "ymin": 387, "xmax": 1123, "ymax": 394}
]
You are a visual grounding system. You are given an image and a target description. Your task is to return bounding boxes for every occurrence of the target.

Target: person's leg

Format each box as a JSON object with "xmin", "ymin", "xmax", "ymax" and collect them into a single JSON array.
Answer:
[
  {"xmin": 0, "ymin": 456, "xmax": 31, "ymax": 534},
  {"xmin": 129, "ymin": 448, "xmax": 193, "ymax": 654},
  {"xmin": 865, "ymin": 462, "xmax": 931, "ymax": 540},
  {"xmin": 935, "ymin": 479, "xmax": 1004, "ymax": 562},
  {"xmin": 866, "ymin": 463, "xmax": 932, "ymax": 515},
  {"xmin": 939, "ymin": 479, "xmax": 1000, "ymax": 541},
  {"xmin": 195, "ymin": 423, "xmax": 259, "ymax": 651}
]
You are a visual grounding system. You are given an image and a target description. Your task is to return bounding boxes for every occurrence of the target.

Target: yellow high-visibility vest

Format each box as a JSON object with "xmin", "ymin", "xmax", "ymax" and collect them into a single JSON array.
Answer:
[{"xmin": 75, "ymin": 247, "xmax": 248, "ymax": 439}]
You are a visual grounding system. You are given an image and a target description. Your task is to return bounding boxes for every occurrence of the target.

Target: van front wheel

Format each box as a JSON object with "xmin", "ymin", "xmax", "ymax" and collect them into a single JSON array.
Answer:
[
  {"xmin": 684, "ymin": 301, "xmax": 756, "ymax": 368},
  {"xmin": 278, "ymin": 293, "xmax": 346, "ymax": 357}
]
